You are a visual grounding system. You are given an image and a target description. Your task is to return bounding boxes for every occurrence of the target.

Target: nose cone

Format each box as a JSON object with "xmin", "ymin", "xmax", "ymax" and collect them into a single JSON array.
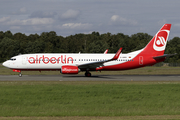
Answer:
[{"xmin": 2, "ymin": 61, "xmax": 9, "ymax": 68}]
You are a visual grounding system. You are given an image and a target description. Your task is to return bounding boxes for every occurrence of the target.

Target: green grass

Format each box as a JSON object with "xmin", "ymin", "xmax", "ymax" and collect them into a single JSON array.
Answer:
[
  {"xmin": 1, "ymin": 64, "xmax": 180, "ymax": 119},
  {"xmin": 0, "ymin": 81, "xmax": 180, "ymax": 117}
]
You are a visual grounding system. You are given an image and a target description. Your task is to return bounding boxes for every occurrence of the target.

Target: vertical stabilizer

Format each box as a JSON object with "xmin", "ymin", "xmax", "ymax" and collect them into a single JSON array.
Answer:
[{"xmin": 141, "ymin": 24, "xmax": 171, "ymax": 56}]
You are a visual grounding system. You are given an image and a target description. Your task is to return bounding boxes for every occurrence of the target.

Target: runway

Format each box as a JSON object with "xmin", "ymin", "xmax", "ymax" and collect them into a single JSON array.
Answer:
[{"xmin": 0, "ymin": 75, "xmax": 180, "ymax": 81}]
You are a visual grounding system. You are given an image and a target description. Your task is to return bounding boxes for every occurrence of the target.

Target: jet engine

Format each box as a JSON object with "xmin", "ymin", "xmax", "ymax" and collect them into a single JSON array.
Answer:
[{"xmin": 61, "ymin": 65, "xmax": 79, "ymax": 74}]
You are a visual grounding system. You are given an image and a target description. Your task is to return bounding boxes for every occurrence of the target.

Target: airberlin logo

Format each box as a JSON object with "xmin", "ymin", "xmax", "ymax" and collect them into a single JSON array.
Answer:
[
  {"xmin": 62, "ymin": 68, "xmax": 78, "ymax": 72},
  {"xmin": 153, "ymin": 30, "xmax": 169, "ymax": 51},
  {"xmin": 155, "ymin": 36, "xmax": 166, "ymax": 47},
  {"xmin": 28, "ymin": 55, "xmax": 74, "ymax": 64}
]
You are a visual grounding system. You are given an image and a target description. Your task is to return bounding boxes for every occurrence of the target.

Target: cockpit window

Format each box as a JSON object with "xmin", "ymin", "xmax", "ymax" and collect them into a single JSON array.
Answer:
[{"xmin": 9, "ymin": 58, "xmax": 16, "ymax": 61}]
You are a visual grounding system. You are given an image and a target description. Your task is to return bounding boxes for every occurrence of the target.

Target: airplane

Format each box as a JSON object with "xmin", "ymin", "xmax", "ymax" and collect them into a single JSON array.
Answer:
[{"xmin": 2, "ymin": 24, "xmax": 175, "ymax": 77}]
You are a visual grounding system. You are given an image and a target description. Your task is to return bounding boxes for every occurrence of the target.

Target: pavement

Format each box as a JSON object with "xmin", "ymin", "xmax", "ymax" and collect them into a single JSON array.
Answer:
[{"xmin": 0, "ymin": 75, "xmax": 180, "ymax": 81}]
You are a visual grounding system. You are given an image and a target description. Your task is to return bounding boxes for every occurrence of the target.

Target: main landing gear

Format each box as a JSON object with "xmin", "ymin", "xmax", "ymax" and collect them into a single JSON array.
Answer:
[{"xmin": 85, "ymin": 71, "xmax": 91, "ymax": 77}]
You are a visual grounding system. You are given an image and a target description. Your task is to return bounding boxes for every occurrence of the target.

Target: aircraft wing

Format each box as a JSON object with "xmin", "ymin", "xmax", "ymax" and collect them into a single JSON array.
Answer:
[
  {"xmin": 153, "ymin": 53, "xmax": 177, "ymax": 60},
  {"xmin": 78, "ymin": 48, "xmax": 122, "ymax": 69}
]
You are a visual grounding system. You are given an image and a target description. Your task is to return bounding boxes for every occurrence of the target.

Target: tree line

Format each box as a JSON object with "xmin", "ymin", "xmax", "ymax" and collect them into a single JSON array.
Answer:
[{"xmin": 0, "ymin": 31, "xmax": 179, "ymax": 63}]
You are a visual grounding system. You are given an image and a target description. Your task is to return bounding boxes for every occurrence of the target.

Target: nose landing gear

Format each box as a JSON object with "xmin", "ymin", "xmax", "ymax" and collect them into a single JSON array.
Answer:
[
  {"xmin": 13, "ymin": 69, "xmax": 22, "ymax": 77},
  {"xmin": 19, "ymin": 72, "xmax": 22, "ymax": 77}
]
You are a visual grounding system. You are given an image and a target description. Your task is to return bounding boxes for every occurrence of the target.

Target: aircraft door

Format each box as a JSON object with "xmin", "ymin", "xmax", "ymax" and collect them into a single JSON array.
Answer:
[
  {"xmin": 139, "ymin": 56, "xmax": 143, "ymax": 65},
  {"xmin": 22, "ymin": 56, "xmax": 27, "ymax": 65}
]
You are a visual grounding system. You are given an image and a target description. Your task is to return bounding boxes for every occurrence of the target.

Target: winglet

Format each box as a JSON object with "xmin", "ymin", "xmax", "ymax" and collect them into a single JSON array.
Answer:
[
  {"xmin": 104, "ymin": 49, "xmax": 108, "ymax": 54},
  {"xmin": 111, "ymin": 47, "xmax": 122, "ymax": 60}
]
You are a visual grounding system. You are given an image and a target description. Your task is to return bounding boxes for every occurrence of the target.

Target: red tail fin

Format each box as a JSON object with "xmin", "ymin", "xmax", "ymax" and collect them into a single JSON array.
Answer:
[{"xmin": 141, "ymin": 24, "xmax": 171, "ymax": 56}]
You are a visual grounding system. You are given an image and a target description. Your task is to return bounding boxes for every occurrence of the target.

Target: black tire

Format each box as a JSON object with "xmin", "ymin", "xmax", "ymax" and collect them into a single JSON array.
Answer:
[
  {"xmin": 19, "ymin": 73, "xmax": 22, "ymax": 77},
  {"xmin": 85, "ymin": 72, "xmax": 91, "ymax": 77}
]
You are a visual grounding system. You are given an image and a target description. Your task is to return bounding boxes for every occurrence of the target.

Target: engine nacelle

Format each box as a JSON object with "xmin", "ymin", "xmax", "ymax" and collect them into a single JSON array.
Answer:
[{"xmin": 61, "ymin": 65, "xmax": 79, "ymax": 74}]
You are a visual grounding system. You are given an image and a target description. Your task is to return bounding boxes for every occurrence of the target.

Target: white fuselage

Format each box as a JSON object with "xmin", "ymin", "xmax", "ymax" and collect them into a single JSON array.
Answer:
[{"xmin": 2, "ymin": 49, "xmax": 142, "ymax": 71}]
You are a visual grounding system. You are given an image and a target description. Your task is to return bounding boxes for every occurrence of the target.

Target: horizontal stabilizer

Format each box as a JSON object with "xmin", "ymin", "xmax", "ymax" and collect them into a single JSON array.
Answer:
[{"xmin": 153, "ymin": 53, "xmax": 177, "ymax": 60}]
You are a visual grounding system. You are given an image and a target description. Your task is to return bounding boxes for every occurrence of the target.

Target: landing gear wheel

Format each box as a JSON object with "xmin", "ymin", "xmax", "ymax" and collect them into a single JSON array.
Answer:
[
  {"xmin": 85, "ymin": 72, "xmax": 91, "ymax": 77},
  {"xmin": 19, "ymin": 73, "xmax": 22, "ymax": 77},
  {"xmin": 87, "ymin": 73, "xmax": 91, "ymax": 77}
]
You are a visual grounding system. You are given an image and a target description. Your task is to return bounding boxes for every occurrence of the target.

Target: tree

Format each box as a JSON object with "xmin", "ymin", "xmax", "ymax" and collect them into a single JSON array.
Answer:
[
  {"xmin": 130, "ymin": 33, "xmax": 152, "ymax": 51},
  {"xmin": 4, "ymin": 31, "xmax": 13, "ymax": 39},
  {"xmin": 0, "ymin": 30, "xmax": 180, "ymax": 63},
  {"xmin": 0, "ymin": 31, "xmax": 4, "ymax": 40},
  {"xmin": 0, "ymin": 37, "xmax": 20, "ymax": 61},
  {"xmin": 165, "ymin": 37, "xmax": 180, "ymax": 63},
  {"xmin": 88, "ymin": 39, "xmax": 109, "ymax": 53}
]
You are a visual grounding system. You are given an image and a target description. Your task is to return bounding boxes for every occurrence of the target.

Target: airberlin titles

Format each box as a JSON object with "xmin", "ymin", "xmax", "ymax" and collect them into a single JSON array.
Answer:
[{"xmin": 28, "ymin": 55, "xmax": 74, "ymax": 64}]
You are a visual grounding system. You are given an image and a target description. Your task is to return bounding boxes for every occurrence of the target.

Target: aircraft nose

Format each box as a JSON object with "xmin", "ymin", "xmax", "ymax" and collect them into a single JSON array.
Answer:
[{"xmin": 2, "ymin": 61, "xmax": 9, "ymax": 68}]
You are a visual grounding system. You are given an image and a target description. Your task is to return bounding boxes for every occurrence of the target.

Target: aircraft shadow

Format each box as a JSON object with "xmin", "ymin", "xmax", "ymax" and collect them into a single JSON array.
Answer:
[{"xmin": 62, "ymin": 75, "xmax": 116, "ymax": 79}]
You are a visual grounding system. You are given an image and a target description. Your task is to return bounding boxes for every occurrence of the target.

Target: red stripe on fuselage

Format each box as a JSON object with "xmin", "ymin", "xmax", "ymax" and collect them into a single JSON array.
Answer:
[{"xmin": 102, "ymin": 55, "xmax": 164, "ymax": 70}]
